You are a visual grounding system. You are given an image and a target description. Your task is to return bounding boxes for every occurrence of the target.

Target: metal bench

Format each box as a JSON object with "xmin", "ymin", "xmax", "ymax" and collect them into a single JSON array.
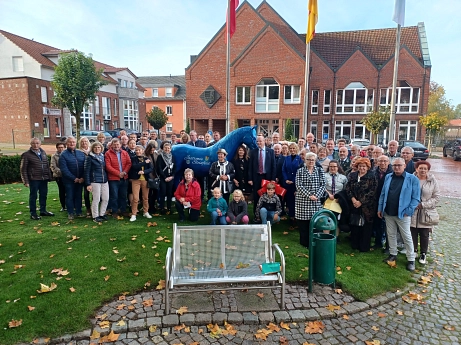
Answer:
[{"xmin": 164, "ymin": 222, "xmax": 285, "ymax": 314}]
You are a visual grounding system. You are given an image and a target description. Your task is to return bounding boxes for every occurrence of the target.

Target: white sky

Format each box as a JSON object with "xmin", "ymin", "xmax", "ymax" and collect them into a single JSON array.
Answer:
[{"xmin": 1, "ymin": 0, "xmax": 459, "ymax": 105}]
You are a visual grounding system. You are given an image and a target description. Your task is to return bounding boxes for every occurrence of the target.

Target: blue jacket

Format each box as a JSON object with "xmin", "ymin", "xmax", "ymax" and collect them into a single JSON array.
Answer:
[
  {"xmin": 59, "ymin": 148, "xmax": 86, "ymax": 183},
  {"xmin": 84, "ymin": 153, "xmax": 108, "ymax": 185},
  {"xmin": 378, "ymin": 172, "xmax": 420, "ymax": 219},
  {"xmin": 207, "ymin": 196, "xmax": 228, "ymax": 215}
]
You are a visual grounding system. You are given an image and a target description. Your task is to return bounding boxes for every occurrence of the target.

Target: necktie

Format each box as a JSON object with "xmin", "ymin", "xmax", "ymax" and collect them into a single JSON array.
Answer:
[
  {"xmin": 259, "ymin": 149, "xmax": 263, "ymax": 174},
  {"xmin": 331, "ymin": 174, "xmax": 336, "ymax": 195}
]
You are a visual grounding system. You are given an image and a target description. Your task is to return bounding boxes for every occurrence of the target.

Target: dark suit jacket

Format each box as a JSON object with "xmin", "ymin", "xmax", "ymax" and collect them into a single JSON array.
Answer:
[
  {"xmin": 248, "ymin": 147, "xmax": 276, "ymax": 183},
  {"xmin": 274, "ymin": 154, "xmax": 285, "ymax": 184},
  {"xmin": 187, "ymin": 140, "xmax": 207, "ymax": 148}
]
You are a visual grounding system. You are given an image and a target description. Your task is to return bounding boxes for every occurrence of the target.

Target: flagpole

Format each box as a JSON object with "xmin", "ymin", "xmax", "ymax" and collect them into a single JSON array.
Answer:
[
  {"xmin": 225, "ymin": 0, "xmax": 231, "ymax": 135},
  {"xmin": 389, "ymin": 23, "xmax": 401, "ymax": 141},
  {"xmin": 302, "ymin": 42, "xmax": 311, "ymax": 139}
]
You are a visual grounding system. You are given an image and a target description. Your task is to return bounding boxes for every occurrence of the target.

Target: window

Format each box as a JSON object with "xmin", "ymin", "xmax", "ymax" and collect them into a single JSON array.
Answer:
[
  {"xmin": 114, "ymin": 99, "xmax": 117, "ymax": 117},
  {"xmin": 292, "ymin": 120, "xmax": 300, "ymax": 140},
  {"xmin": 130, "ymin": 81, "xmax": 134, "ymax": 88},
  {"xmin": 54, "ymin": 118, "xmax": 61, "ymax": 137},
  {"xmin": 335, "ymin": 121, "xmax": 352, "ymax": 141},
  {"xmin": 152, "ymin": 88, "xmax": 158, "ymax": 97},
  {"xmin": 284, "ymin": 85, "xmax": 301, "ymax": 104},
  {"xmin": 43, "ymin": 117, "xmax": 50, "ymax": 137},
  {"xmin": 124, "ymin": 100, "xmax": 139, "ymax": 129},
  {"xmin": 336, "ymin": 82, "xmax": 374, "ymax": 113},
  {"xmin": 380, "ymin": 82, "xmax": 420, "ymax": 113},
  {"xmin": 236, "ymin": 86, "xmax": 251, "ymax": 104},
  {"xmin": 96, "ymin": 119, "xmax": 101, "ymax": 131},
  {"xmin": 353, "ymin": 121, "xmax": 370, "ymax": 140},
  {"xmin": 166, "ymin": 123, "xmax": 173, "ymax": 133},
  {"xmin": 398, "ymin": 120, "xmax": 417, "ymax": 140},
  {"xmin": 166, "ymin": 106, "xmax": 172, "ymax": 115},
  {"xmin": 311, "ymin": 90, "xmax": 319, "ymax": 114},
  {"xmin": 102, "ymin": 97, "xmax": 111, "ymax": 119},
  {"xmin": 40, "ymin": 86, "xmax": 47, "ymax": 103},
  {"xmin": 95, "ymin": 96, "xmax": 100, "ymax": 114},
  {"xmin": 322, "ymin": 121, "xmax": 330, "ymax": 140},
  {"xmin": 81, "ymin": 105, "xmax": 93, "ymax": 130},
  {"xmin": 310, "ymin": 121, "xmax": 317, "ymax": 138},
  {"xmin": 166, "ymin": 87, "xmax": 173, "ymax": 97},
  {"xmin": 12, "ymin": 56, "xmax": 24, "ymax": 72},
  {"xmin": 256, "ymin": 78, "xmax": 279, "ymax": 113},
  {"xmin": 122, "ymin": 80, "xmax": 127, "ymax": 88},
  {"xmin": 324, "ymin": 90, "xmax": 331, "ymax": 114}
]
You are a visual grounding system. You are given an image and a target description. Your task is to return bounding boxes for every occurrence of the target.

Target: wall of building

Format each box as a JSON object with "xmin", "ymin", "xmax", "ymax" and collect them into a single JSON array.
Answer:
[{"xmin": 0, "ymin": 35, "xmax": 42, "ymax": 79}]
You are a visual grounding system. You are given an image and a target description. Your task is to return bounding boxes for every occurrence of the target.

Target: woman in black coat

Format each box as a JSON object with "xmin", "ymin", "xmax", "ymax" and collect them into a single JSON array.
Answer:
[
  {"xmin": 231, "ymin": 145, "xmax": 252, "ymax": 199},
  {"xmin": 156, "ymin": 142, "xmax": 176, "ymax": 214}
]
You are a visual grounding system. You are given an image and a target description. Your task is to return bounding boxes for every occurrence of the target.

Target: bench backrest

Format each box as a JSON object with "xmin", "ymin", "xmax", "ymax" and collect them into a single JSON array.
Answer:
[{"xmin": 172, "ymin": 223, "xmax": 273, "ymax": 278}]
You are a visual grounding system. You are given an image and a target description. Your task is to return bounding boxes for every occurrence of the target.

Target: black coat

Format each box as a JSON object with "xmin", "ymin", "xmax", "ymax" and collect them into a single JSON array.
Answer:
[{"xmin": 248, "ymin": 147, "xmax": 276, "ymax": 182}]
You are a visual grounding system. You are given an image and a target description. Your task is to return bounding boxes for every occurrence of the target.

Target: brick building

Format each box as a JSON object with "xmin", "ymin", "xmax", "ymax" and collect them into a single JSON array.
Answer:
[
  {"xmin": 0, "ymin": 29, "xmax": 146, "ymax": 145},
  {"xmin": 185, "ymin": 1, "xmax": 431, "ymax": 143},
  {"xmin": 137, "ymin": 75, "xmax": 186, "ymax": 136}
]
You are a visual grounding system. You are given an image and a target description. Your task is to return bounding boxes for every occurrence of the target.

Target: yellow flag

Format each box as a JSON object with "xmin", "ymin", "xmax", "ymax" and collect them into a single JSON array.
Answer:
[{"xmin": 306, "ymin": 0, "xmax": 318, "ymax": 43}]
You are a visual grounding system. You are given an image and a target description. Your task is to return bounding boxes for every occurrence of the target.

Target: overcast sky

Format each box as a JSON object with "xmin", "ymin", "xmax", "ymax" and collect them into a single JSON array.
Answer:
[{"xmin": 1, "ymin": 0, "xmax": 459, "ymax": 105}]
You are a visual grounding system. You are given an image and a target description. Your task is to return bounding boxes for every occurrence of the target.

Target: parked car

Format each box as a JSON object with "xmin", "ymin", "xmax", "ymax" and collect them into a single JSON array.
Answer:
[
  {"xmin": 398, "ymin": 140, "xmax": 429, "ymax": 161},
  {"xmin": 443, "ymin": 138, "xmax": 461, "ymax": 161},
  {"xmin": 349, "ymin": 139, "xmax": 370, "ymax": 149},
  {"xmin": 80, "ymin": 130, "xmax": 112, "ymax": 143},
  {"xmin": 105, "ymin": 130, "xmax": 119, "ymax": 138},
  {"xmin": 113, "ymin": 128, "xmax": 141, "ymax": 139}
]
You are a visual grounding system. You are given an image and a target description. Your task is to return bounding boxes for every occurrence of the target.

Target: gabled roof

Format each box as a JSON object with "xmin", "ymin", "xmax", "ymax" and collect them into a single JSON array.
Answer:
[
  {"xmin": 303, "ymin": 26, "xmax": 425, "ymax": 70},
  {"xmin": 0, "ymin": 29, "xmax": 59, "ymax": 68},
  {"xmin": 137, "ymin": 75, "xmax": 186, "ymax": 100}
]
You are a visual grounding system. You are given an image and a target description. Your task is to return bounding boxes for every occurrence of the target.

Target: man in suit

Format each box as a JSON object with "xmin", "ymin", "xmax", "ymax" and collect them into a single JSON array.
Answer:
[
  {"xmin": 248, "ymin": 135, "xmax": 276, "ymax": 217},
  {"xmin": 338, "ymin": 147, "xmax": 351, "ymax": 172},
  {"xmin": 273, "ymin": 143, "xmax": 286, "ymax": 215},
  {"xmin": 187, "ymin": 130, "xmax": 207, "ymax": 148}
]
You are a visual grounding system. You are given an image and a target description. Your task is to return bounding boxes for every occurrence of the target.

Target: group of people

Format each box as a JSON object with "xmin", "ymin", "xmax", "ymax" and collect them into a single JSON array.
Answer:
[{"xmin": 21, "ymin": 131, "xmax": 440, "ymax": 271}]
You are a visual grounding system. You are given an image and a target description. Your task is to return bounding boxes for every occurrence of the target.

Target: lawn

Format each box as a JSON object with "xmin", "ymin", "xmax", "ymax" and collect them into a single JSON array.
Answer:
[{"xmin": 0, "ymin": 182, "xmax": 412, "ymax": 344}]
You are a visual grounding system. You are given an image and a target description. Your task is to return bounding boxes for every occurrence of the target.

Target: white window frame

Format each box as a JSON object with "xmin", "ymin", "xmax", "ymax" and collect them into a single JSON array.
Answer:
[
  {"xmin": 310, "ymin": 121, "xmax": 317, "ymax": 139},
  {"xmin": 398, "ymin": 120, "xmax": 418, "ymax": 140},
  {"xmin": 95, "ymin": 96, "xmax": 100, "ymax": 114},
  {"xmin": 256, "ymin": 79, "xmax": 279, "ymax": 113},
  {"xmin": 166, "ymin": 123, "xmax": 173, "ymax": 133},
  {"xmin": 166, "ymin": 87, "xmax": 173, "ymax": 97},
  {"xmin": 322, "ymin": 121, "xmax": 330, "ymax": 141},
  {"xmin": 12, "ymin": 56, "xmax": 24, "ymax": 72},
  {"xmin": 54, "ymin": 117, "xmax": 61, "ymax": 137},
  {"xmin": 335, "ymin": 121, "xmax": 352, "ymax": 141},
  {"xmin": 353, "ymin": 121, "xmax": 371, "ymax": 140},
  {"xmin": 123, "ymin": 100, "xmax": 139, "ymax": 130},
  {"xmin": 323, "ymin": 90, "xmax": 331, "ymax": 114},
  {"xmin": 40, "ymin": 86, "xmax": 48, "ymax": 103},
  {"xmin": 311, "ymin": 90, "xmax": 319, "ymax": 114},
  {"xmin": 43, "ymin": 117, "xmax": 50, "ymax": 137},
  {"xmin": 336, "ymin": 83, "xmax": 374, "ymax": 114},
  {"xmin": 81, "ymin": 105, "xmax": 93, "ymax": 130},
  {"xmin": 114, "ymin": 99, "xmax": 117, "ymax": 117},
  {"xmin": 166, "ymin": 105, "xmax": 172, "ymax": 115},
  {"xmin": 236, "ymin": 86, "xmax": 251, "ymax": 104},
  {"xmin": 380, "ymin": 87, "xmax": 420, "ymax": 113},
  {"xmin": 283, "ymin": 85, "xmax": 301, "ymax": 104},
  {"xmin": 152, "ymin": 88, "xmax": 158, "ymax": 97},
  {"xmin": 130, "ymin": 81, "xmax": 134, "ymax": 88}
]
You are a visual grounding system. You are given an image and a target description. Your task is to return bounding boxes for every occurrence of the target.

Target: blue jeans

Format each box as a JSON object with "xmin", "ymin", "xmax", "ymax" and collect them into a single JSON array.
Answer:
[
  {"xmin": 64, "ymin": 182, "xmax": 83, "ymax": 215},
  {"xmin": 260, "ymin": 208, "xmax": 280, "ymax": 225},
  {"xmin": 210, "ymin": 210, "xmax": 227, "ymax": 225},
  {"xmin": 29, "ymin": 180, "xmax": 48, "ymax": 215},
  {"xmin": 108, "ymin": 179, "xmax": 128, "ymax": 214}
]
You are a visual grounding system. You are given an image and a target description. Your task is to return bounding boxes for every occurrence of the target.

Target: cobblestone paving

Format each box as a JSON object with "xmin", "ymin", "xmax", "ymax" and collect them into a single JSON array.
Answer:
[{"xmin": 48, "ymin": 197, "xmax": 460, "ymax": 345}]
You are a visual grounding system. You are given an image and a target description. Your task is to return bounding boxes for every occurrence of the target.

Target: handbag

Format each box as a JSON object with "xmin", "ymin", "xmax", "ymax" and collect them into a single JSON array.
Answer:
[
  {"xmin": 349, "ymin": 212, "xmax": 365, "ymax": 226},
  {"xmin": 419, "ymin": 208, "xmax": 439, "ymax": 226},
  {"xmin": 148, "ymin": 177, "xmax": 160, "ymax": 190}
]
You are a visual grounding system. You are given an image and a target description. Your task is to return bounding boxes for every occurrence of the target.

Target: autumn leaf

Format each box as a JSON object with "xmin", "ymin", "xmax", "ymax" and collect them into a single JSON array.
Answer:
[
  {"xmin": 346, "ymin": 266, "xmax": 352, "ymax": 270},
  {"xmin": 134, "ymin": 272, "xmax": 139, "ymax": 276},
  {"xmin": 176, "ymin": 306, "xmax": 188, "ymax": 315},
  {"xmin": 335, "ymin": 288, "xmax": 343, "ymax": 294},
  {"xmin": 343, "ymin": 315, "xmax": 349, "ymax": 320},
  {"xmin": 18, "ymin": 242, "xmax": 24, "ymax": 247},
  {"xmin": 254, "ymin": 328, "xmax": 272, "ymax": 340},
  {"xmin": 371, "ymin": 325, "xmax": 379, "ymax": 331},
  {"xmin": 99, "ymin": 320, "xmax": 110, "ymax": 329},
  {"xmin": 365, "ymin": 340, "xmax": 381, "ymax": 345},
  {"xmin": 443, "ymin": 325, "xmax": 455, "ymax": 331},
  {"xmin": 386, "ymin": 260, "xmax": 397, "ymax": 268},
  {"xmin": 156, "ymin": 279, "xmax": 165, "ymax": 290},
  {"xmin": 113, "ymin": 249, "xmax": 119, "ymax": 254},
  {"xmin": 280, "ymin": 336, "xmax": 289, "ymax": 345},
  {"xmin": 280, "ymin": 321, "xmax": 290, "ymax": 330},
  {"xmin": 69, "ymin": 287, "xmax": 76, "ymax": 293},
  {"xmin": 326, "ymin": 304, "xmax": 340, "ymax": 311},
  {"xmin": 219, "ymin": 263, "xmax": 225, "ymax": 269},
  {"xmin": 104, "ymin": 330, "xmax": 120, "ymax": 342},
  {"xmin": 8, "ymin": 319, "xmax": 22, "ymax": 328},
  {"xmin": 396, "ymin": 310, "xmax": 404, "ymax": 315},
  {"xmin": 27, "ymin": 306, "xmax": 35, "ymax": 311},
  {"xmin": 377, "ymin": 312, "xmax": 386, "ymax": 318},
  {"xmin": 142, "ymin": 299, "xmax": 153, "ymax": 307},
  {"xmin": 236, "ymin": 262, "xmax": 250, "ymax": 269},
  {"xmin": 149, "ymin": 325, "xmax": 157, "ymax": 332},
  {"xmin": 207, "ymin": 323, "xmax": 222, "ymax": 338},
  {"xmin": 267, "ymin": 322, "xmax": 280, "ymax": 332},
  {"xmin": 100, "ymin": 266, "xmax": 107, "ymax": 271},
  {"xmin": 257, "ymin": 292, "xmax": 264, "ymax": 299},
  {"xmin": 147, "ymin": 222, "xmax": 158, "ymax": 227},
  {"xmin": 104, "ymin": 275, "xmax": 110, "ymax": 281},
  {"xmin": 224, "ymin": 322, "xmax": 237, "ymax": 335},
  {"xmin": 305, "ymin": 321, "xmax": 325, "ymax": 334},
  {"xmin": 37, "ymin": 282, "xmax": 57, "ymax": 293},
  {"xmin": 173, "ymin": 324, "xmax": 185, "ymax": 331}
]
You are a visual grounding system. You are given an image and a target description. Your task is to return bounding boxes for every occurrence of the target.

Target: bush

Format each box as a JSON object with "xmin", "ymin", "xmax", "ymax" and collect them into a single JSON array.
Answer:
[{"xmin": 0, "ymin": 155, "xmax": 22, "ymax": 183}]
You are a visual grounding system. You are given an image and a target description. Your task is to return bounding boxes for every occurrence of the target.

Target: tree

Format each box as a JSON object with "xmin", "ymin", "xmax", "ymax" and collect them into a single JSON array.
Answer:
[
  {"xmin": 146, "ymin": 107, "xmax": 168, "ymax": 131},
  {"xmin": 185, "ymin": 119, "xmax": 191, "ymax": 134},
  {"xmin": 51, "ymin": 51, "xmax": 107, "ymax": 145},
  {"xmin": 361, "ymin": 107, "xmax": 390, "ymax": 144},
  {"xmin": 284, "ymin": 119, "xmax": 295, "ymax": 142},
  {"xmin": 428, "ymin": 81, "xmax": 455, "ymax": 120},
  {"xmin": 419, "ymin": 112, "xmax": 448, "ymax": 152}
]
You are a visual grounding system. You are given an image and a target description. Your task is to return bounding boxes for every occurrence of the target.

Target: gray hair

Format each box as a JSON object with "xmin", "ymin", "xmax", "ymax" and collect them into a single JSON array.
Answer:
[
  {"xmin": 306, "ymin": 152, "xmax": 317, "ymax": 160},
  {"xmin": 273, "ymin": 143, "xmax": 282, "ymax": 150},
  {"xmin": 184, "ymin": 168, "xmax": 194, "ymax": 176},
  {"xmin": 110, "ymin": 138, "xmax": 120, "ymax": 145},
  {"xmin": 393, "ymin": 157, "xmax": 405, "ymax": 165},
  {"xmin": 402, "ymin": 146, "xmax": 414, "ymax": 154},
  {"xmin": 30, "ymin": 137, "xmax": 41, "ymax": 144},
  {"xmin": 66, "ymin": 136, "xmax": 76, "ymax": 144}
]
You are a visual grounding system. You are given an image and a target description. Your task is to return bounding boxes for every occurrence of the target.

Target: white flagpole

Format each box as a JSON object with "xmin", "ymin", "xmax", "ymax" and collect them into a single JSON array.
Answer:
[
  {"xmin": 226, "ymin": 0, "xmax": 231, "ymax": 135},
  {"xmin": 389, "ymin": 24, "xmax": 402, "ymax": 142},
  {"xmin": 302, "ymin": 42, "xmax": 310, "ymax": 139}
]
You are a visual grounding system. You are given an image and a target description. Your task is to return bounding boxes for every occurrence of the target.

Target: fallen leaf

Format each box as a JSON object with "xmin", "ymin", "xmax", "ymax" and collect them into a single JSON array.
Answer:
[
  {"xmin": 280, "ymin": 321, "xmax": 290, "ymax": 330},
  {"xmin": 104, "ymin": 275, "xmax": 110, "ymax": 281},
  {"xmin": 304, "ymin": 321, "xmax": 325, "ymax": 334},
  {"xmin": 99, "ymin": 320, "xmax": 110, "ymax": 329},
  {"xmin": 176, "ymin": 306, "xmax": 188, "ymax": 315},
  {"xmin": 377, "ymin": 312, "xmax": 386, "ymax": 318},
  {"xmin": 174, "ymin": 324, "xmax": 185, "ymax": 331},
  {"xmin": 326, "ymin": 304, "xmax": 340, "ymax": 312},
  {"xmin": 343, "ymin": 315, "xmax": 349, "ymax": 320},
  {"xmin": 37, "ymin": 282, "xmax": 57, "ymax": 293},
  {"xmin": 116, "ymin": 304, "xmax": 125, "ymax": 310},
  {"xmin": 335, "ymin": 288, "xmax": 343, "ymax": 294},
  {"xmin": 105, "ymin": 330, "xmax": 120, "ymax": 342},
  {"xmin": 100, "ymin": 266, "xmax": 107, "ymax": 271},
  {"xmin": 236, "ymin": 262, "xmax": 250, "ymax": 269},
  {"xmin": 8, "ymin": 319, "xmax": 22, "ymax": 328},
  {"xmin": 257, "ymin": 292, "xmax": 264, "ymax": 299},
  {"xmin": 113, "ymin": 249, "xmax": 119, "ymax": 254},
  {"xmin": 387, "ymin": 260, "xmax": 397, "ymax": 268},
  {"xmin": 346, "ymin": 266, "xmax": 352, "ymax": 270},
  {"xmin": 396, "ymin": 310, "xmax": 404, "ymax": 315},
  {"xmin": 371, "ymin": 325, "xmax": 379, "ymax": 331},
  {"xmin": 443, "ymin": 325, "xmax": 455, "ymax": 331},
  {"xmin": 89, "ymin": 329, "xmax": 100, "ymax": 340},
  {"xmin": 18, "ymin": 242, "xmax": 24, "ymax": 247},
  {"xmin": 156, "ymin": 279, "xmax": 165, "ymax": 290},
  {"xmin": 149, "ymin": 325, "xmax": 157, "ymax": 332},
  {"xmin": 365, "ymin": 340, "xmax": 381, "ymax": 345},
  {"xmin": 27, "ymin": 306, "xmax": 35, "ymax": 311},
  {"xmin": 142, "ymin": 299, "xmax": 153, "ymax": 307},
  {"xmin": 254, "ymin": 328, "xmax": 272, "ymax": 340},
  {"xmin": 69, "ymin": 287, "xmax": 76, "ymax": 293},
  {"xmin": 280, "ymin": 335, "xmax": 289, "ymax": 345},
  {"xmin": 133, "ymin": 272, "xmax": 139, "ymax": 276},
  {"xmin": 267, "ymin": 322, "xmax": 280, "ymax": 332}
]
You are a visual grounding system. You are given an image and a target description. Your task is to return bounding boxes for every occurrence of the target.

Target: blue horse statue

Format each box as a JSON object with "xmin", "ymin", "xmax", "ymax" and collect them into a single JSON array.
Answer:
[{"xmin": 172, "ymin": 125, "xmax": 257, "ymax": 182}]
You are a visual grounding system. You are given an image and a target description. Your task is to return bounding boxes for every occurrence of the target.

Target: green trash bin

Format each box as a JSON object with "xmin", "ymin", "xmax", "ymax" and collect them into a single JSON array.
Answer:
[{"xmin": 312, "ymin": 233, "xmax": 336, "ymax": 285}]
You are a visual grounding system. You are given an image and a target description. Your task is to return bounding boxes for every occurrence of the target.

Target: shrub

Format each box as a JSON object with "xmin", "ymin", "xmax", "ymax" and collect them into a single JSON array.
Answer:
[{"xmin": 0, "ymin": 155, "xmax": 22, "ymax": 183}]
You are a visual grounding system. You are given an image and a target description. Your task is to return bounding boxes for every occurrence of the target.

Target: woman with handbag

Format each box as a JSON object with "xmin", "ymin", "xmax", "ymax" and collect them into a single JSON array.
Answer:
[
  {"xmin": 156, "ymin": 142, "xmax": 176, "ymax": 214},
  {"xmin": 410, "ymin": 160, "xmax": 440, "ymax": 265},
  {"xmin": 209, "ymin": 148, "xmax": 235, "ymax": 204},
  {"xmin": 345, "ymin": 157, "xmax": 378, "ymax": 252},
  {"xmin": 295, "ymin": 152, "xmax": 326, "ymax": 247},
  {"xmin": 324, "ymin": 160, "xmax": 348, "ymax": 237}
]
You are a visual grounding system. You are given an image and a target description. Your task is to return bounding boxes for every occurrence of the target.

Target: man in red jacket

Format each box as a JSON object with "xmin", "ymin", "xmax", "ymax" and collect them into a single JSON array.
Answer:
[{"xmin": 105, "ymin": 138, "xmax": 132, "ymax": 218}]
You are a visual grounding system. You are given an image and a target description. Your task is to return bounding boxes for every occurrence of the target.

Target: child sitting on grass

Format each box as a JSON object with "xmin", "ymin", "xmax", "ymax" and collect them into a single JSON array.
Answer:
[
  {"xmin": 226, "ymin": 189, "xmax": 249, "ymax": 224},
  {"xmin": 207, "ymin": 187, "xmax": 228, "ymax": 225},
  {"xmin": 255, "ymin": 183, "xmax": 282, "ymax": 225}
]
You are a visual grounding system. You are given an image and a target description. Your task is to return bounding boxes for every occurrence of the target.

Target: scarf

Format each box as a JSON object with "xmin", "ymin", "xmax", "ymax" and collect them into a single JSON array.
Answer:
[
  {"xmin": 161, "ymin": 151, "xmax": 173, "ymax": 168},
  {"xmin": 218, "ymin": 160, "xmax": 229, "ymax": 194}
]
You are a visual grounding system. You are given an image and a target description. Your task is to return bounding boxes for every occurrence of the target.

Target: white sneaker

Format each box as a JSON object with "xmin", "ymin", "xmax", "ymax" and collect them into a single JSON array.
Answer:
[
  {"xmin": 130, "ymin": 215, "xmax": 136, "ymax": 222},
  {"xmin": 419, "ymin": 253, "xmax": 427, "ymax": 265},
  {"xmin": 143, "ymin": 212, "xmax": 152, "ymax": 219}
]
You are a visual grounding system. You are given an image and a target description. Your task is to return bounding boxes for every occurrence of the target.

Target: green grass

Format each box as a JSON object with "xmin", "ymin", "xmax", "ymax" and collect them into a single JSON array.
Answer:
[{"xmin": 0, "ymin": 183, "xmax": 413, "ymax": 344}]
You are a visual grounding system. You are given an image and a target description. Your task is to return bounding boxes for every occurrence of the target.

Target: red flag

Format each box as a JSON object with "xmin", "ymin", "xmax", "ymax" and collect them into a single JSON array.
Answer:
[{"xmin": 226, "ymin": 0, "xmax": 239, "ymax": 39}]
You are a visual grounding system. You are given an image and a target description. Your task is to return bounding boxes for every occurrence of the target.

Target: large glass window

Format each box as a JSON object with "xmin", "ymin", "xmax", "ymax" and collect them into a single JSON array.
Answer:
[
  {"xmin": 166, "ymin": 106, "xmax": 172, "ymax": 115},
  {"xmin": 256, "ymin": 78, "xmax": 279, "ymax": 113},
  {"xmin": 41, "ymin": 87, "xmax": 48, "ymax": 103},
  {"xmin": 336, "ymin": 82, "xmax": 374, "ymax": 113},
  {"xmin": 236, "ymin": 86, "xmax": 251, "ymax": 104},
  {"xmin": 335, "ymin": 121, "xmax": 352, "ymax": 141},
  {"xmin": 54, "ymin": 118, "xmax": 61, "ymax": 137},
  {"xmin": 284, "ymin": 85, "xmax": 301, "ymax": 104},
  {"xmin": 102, "ymin": 97, "xmax": 111, "ymax": 120},
  {"xmin": 323, "ymin": 90, "xmax": 331, "ymax": 114},
  {"xmin": 310, "ymin": 121, "xmax": 317, "ymax": 139},
  {"xmin": 380, "ymin": 82, "xmax": 420, "ymax": 113},
  {"xmin": 166, "ymin": 123, "xmax": 173, "ymax": 132},
  {"xmin": 95, "ymin": 96, "xmax": 100, "ymax": 115},
  {"xmin": 354, "ymin": 121, "xmax": 371, "ymax": 140},
  {"xmin": 152, "ymin": 88, "xmax": 158, "ymax": 97},
  {"xmin": 398, "ymin": 120, "xmax": 417, "ymax": 140},
  {"xmin": 81, "ymin": 104, "xmax": 93, "ymax": 130},
  {"xmin": 124, "ymin": 100, "xmax": 139, "ymax": 130},
  {"xmin": 43, "ymin": 117, "xmax": 50, "ymax": 137},
  {"xmin": 166, "ymin": 88, "xmax": 173, "ymax": 97},
  {"xmin": 311, "ymin": 90, "xmax": 319, "ymax": 114}
]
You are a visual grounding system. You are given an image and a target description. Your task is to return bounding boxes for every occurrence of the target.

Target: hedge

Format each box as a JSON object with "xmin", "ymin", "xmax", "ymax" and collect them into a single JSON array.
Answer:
[{"xmin": 0, "ymin": 154, "xmax": 52, "ymax": 184}]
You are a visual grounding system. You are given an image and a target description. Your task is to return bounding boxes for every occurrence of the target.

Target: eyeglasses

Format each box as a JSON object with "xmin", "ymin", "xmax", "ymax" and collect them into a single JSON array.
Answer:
[
  {"xmin": 392, "ymin": 164, "xmax": 404, "ymax": 167},
  {"xmin": 329, "ymin": 165, "xmax": 338, "ymax": 168},
  {"xmin": 401, "ymin": 152, "xmax": 412, "ymax": 154},
  {"xmin": 305, "ymin": 159, "xmax": 316, "ymax": 161}
]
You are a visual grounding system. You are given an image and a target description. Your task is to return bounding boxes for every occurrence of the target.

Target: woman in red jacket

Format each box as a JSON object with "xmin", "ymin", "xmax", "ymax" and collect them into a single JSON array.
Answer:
[{"xmin": 174, "ymin": 168, "xmax": 202, "ymax": 222}]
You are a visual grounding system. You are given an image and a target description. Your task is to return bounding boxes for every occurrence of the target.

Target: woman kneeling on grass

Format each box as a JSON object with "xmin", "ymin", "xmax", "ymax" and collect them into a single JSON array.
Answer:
[
  {"xmin": 226, "ymin": 189, "xmax": 249, "ymax": 225},
  {"xmin": 128, "ymin": 145, "xmax": 153, "ymax": 222},
  {"xmin": 174, "ymin": 168, "xmax": 202, "ymax": 222}
]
